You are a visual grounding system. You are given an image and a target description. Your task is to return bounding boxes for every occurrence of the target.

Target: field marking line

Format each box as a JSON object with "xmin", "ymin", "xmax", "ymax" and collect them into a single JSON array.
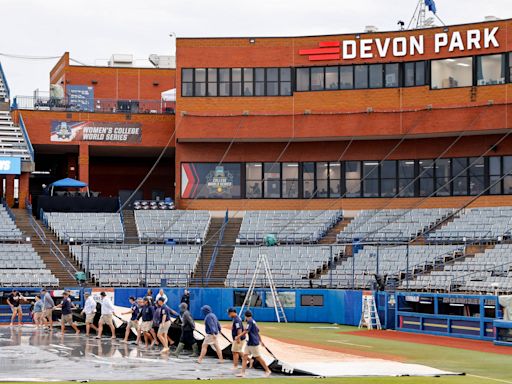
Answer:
[
  {"xmin": 326, "ymin": 339, "xmax": 373, "ymax": 348},
  {"xmin": 467, "ymin": 374, "xmax": 512, "ymax": 384}
]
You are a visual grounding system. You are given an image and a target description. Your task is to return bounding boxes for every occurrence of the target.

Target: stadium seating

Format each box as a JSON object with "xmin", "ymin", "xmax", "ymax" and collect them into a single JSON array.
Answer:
[
  {"xmin": 406, "ymin": 243, "xmax": 512, "ymax": 293},
  {"xmin": 70, "ymin": 244, "xmax": 201, "ymax": 287},
  {"xmin": 0, "ymin": 244, "xmax": 59, "ymax": 287},
  {"xmin": 225, "ymin": 245, "xmax": 344, "ymax": 288},
  {"xmin": 43, "ymin": 212, "xmax": 124, "ymax": 243},
  {"xmin": 315, "ymin": 245, "xmax": 463, "ymax": 289},
  {"xmin": 0, "ymin": 111, "xmax": 33, "ymax": 161},
  {"xmin": 427, "ymin": 207, "xmax": 512, "ymax": 243},
  {"xmin": 0, "ymin": 205, "xmax": 22, "ymax": 241},
  {"xmin": 337, "ymin": 209, "xmax": 453, "ymax": 242},
  {"xmin": 135, "ymin": 210, "xmax": 211, "ymax": 243},
  {"xmin": 237, "ymin": 210, "xmax": 342, "ymax": 244}
]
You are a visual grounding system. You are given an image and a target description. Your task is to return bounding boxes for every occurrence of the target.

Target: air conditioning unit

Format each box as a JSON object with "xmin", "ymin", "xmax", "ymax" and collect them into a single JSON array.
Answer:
[
  {"xmin": 108, "ymin": 54, "xmax": 134, "ymax": 67},
  {"xmin": 149, "ymin": 54, "xmax": 176, "ymax": 69}
]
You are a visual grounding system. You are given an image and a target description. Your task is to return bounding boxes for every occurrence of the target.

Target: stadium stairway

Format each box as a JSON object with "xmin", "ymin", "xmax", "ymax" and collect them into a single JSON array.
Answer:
[
  {"xmin": 122, "ymin": 210, "xmax": 139, "ymax": 244},
  {"xmin": 319, "ymin": 217, "xmax": 353, "ymax": 244},
  {"xmin": 193, "ymin": 217, "xmax": 242, "ymax": 287},
  {"xmin": 13, "ymin": 209, "xmax": 80, "ymax": 286}
]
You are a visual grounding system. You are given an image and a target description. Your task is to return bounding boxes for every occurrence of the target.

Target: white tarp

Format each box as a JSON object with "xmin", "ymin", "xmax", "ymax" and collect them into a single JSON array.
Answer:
[{"xmin": 161, "ymin": 88, "xmax": 176, "ymax": 102}]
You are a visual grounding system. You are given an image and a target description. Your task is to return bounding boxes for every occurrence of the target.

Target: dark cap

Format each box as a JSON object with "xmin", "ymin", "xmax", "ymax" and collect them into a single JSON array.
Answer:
[
  {"xmin": 100, "ymin": 292, "xmax": 107, "ymax": 297},
  {"xmin": 227, "ymin": 307, "xmax": 237, "ymax": 314},
  {"xmin": 129, "ymin": 296, "xmax": 136, "ymax": 301},
  {"xmin": 157, "ymin": 297, "xmax": 165, "ymax": 303},
  {"xmin": 244, "ymin": 310, "xmax": 253, "ymax": 318}
]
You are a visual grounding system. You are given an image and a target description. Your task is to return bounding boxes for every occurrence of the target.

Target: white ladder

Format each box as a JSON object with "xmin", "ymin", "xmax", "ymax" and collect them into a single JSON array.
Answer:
[
  {"xmin": 358, "ymin": 291, "xmax": 381, "ymax": 330},
  {"xmin": 239, "ymin": 254, "xmax": 288, "ymax": 323}
]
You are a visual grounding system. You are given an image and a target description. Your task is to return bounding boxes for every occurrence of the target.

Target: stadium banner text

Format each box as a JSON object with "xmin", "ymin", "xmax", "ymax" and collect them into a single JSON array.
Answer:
[
  {"xmin": 181, "ymin": 163, "xmax": 241, "ymax": 199},
  {"xmin": 50, "ymin": 120, "xmax": 142, "ymax": 143},
  {"xmin": 0, "ymin": 157, "xmax": 21, "ymax": 175}
]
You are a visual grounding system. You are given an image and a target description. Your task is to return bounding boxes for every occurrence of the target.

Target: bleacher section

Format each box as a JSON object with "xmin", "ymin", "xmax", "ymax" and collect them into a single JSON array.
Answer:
[
  {"xmin": 317, "ymin": 245, "xmax": 463, "ymax": 289},
  {"xmin": 226, "ymin": 246, "xmax": 343, "ymax": 288},
  {"xmin": 0, "ymin": 205, "xmax": 22, "ymax": 241},
  {"xmin": 337, "ymin": 209, "xmax": 453, "ymax": 242},
  {"xmin": 407, "ymin": 244, "xmax": 512, "ymax": 293},
  {"xmin": 0, "ymin": 244, "xmax": 59, "ymax": 287},
  {"xmin": 427, "ymin": 207, "xmax": 512, "ymax": 243},
  {"xmin": 44, "ymin": 212, "xmax": 124, "ymax": 243},
  {"xmin": 237, "ymin": 210, "xmax": 342, "ymax": 244},
  {"xmin": 135, "ymin": 210, "xmax": 210, "ymax": 243},
  {"xmin": 70, "ymin": 244, "xmax": 201, "ymax": 287}
]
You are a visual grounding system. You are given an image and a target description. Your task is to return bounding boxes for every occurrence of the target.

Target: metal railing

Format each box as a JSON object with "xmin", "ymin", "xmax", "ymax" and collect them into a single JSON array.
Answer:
[
  {"xmin": 13, "ymin": 95, "xmax": 175, "ymax": 115},
  {"xmin": 17, "ymin": 113, "xmax": 34, "ymax": 161},
  {"xmin": 0, "ymin": 61, "xmax": 10, "ymax": 100}
]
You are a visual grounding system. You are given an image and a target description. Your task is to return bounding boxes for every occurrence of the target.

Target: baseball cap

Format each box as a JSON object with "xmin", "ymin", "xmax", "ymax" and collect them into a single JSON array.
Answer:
[
  {"xmin": 227, "ymin": 307, "xmax": 237, "ymax": 314},
  {"xmin": 244, "ymin": 310, "xmax": 253, "ymax": 317},
  {"xmin": 100, "ymin": 292, "xmax": 107, "ymax": 297}
]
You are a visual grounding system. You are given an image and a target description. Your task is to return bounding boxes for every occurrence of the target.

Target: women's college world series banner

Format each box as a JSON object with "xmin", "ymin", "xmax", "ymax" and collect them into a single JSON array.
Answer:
[{"xmin": 51, "ymin": 121, "xmax": 142, "ymax": 143}]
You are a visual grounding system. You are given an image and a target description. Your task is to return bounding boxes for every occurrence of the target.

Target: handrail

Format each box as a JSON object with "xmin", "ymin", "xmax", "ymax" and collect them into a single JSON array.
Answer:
[
  {"xmin": 449, "ymin": 261, "xmax": 512, "ymax": 289},
  {"xmin": 25, "ymin": 199, "xmax": 46, "ymax": 245},
  {"xmin": 2, "ymin": 198, "xmax": 15, "ymax": 221},
  {"xmin": 205, "ymin": 210, "xmax": 229, "ymax": 285},
  {"xmin": 0, "ymin": 61, "xmax": 10, "ymax": 100},
  {"xmin": 18, "ymin": 113, "xmax": 34, "ymax": 161}
]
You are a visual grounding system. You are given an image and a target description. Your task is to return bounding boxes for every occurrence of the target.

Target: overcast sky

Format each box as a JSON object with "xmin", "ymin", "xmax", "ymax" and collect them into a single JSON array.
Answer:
[{"xmin": 1, "ymin": 0, "xmax": 510, "ymax": 96}]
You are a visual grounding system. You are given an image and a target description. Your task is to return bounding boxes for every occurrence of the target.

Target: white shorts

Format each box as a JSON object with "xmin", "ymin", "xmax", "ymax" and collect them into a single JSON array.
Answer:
[
  {"xmin": 203, "ymin": 334, "xmax": 218, "ymax": 346},
  {"xmin": 246, "ymin": 345, "xmax": 262, "ymax": 358},
  {"xmin": 231, "ymin": 339, "xmax": 247, "ymax": 354},
  {"xmin": 85, "ymin": 313, "xmax": 95, "ymax": 324},
  {"xmin": 99, "ymin": 314, "xmax": 113, "ymax": 326}
]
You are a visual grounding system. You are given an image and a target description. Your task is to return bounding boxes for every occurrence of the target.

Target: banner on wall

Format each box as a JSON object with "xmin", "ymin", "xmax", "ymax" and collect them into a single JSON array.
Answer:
[
  {"xmin": 50, "ymin": 121, "xmax": 142, "ymax": 143},
  {"xmin": 0, "ymin": 157, "xmax": 21, "ymax": 175},
  {"xmin": 67, "ymin": 85, "xmax": 94, "ymax": 112},
  {"xmin": 181, "ymin": 163, "xmax": 241, "ymax": 199}
]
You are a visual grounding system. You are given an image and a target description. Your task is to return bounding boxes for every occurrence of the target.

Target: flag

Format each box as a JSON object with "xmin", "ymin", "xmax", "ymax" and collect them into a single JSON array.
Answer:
[{"xmin": 425, "ymin": 0, "xmax": 437, "ymax": 14}]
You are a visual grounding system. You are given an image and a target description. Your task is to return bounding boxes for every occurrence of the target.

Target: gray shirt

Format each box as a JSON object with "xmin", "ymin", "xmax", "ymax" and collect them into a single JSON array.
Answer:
[{"xmin": 43, "ymin": 292, "xmax": 55, "ymax": 309}]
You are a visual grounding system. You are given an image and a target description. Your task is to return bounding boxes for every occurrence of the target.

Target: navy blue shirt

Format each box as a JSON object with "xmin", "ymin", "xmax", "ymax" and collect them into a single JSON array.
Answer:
[
  {"xmin": 153, "ymin": 305, "xmax": 161, "ymax": 326},
  {"xmin": 246, "ymin": 319, "xmax": 260, "ymax": 346},
  {"xmin": 140, "ymin": 305, "xmax": 154, "ymax": 322},
  {"xmin": 61, "ymin": 297, "xmax": 72, "ymax": 315},
  {"xmin": 231, "ymin": 315, "xmax": 246, "ymax": 340},
  {"xmin": 130, "ymin": 304, "xmax": 140, "ymax": 321},
  {"xmin": 160, "ymin": 305, "xmax": 172, "ymax": 323}
]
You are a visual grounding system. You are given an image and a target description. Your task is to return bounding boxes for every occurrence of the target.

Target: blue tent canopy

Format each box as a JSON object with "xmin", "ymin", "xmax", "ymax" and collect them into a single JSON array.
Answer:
[{"xmin": 50, "ymin": 178, "xmax": 88, "ymax": 188}]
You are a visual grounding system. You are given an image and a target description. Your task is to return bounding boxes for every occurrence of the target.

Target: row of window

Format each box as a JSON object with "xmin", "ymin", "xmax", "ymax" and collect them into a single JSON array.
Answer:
[
  {"xmin": 181, "ymin": 52, "xmax": 512, "ymax": 96},
  {"xmin": 182, "ymin": 156, "xmax": 512, "ymax": 199}
]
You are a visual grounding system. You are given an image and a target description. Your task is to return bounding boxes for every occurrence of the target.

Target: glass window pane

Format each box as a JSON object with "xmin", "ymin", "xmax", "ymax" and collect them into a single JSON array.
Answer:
[
  {"xmin": 469, "ymin": 157, "xmax": 485, "ymax": 176},
  {"xmin": 415, "ymin": 61, "xmax": 426, "ymax": 85},
  {"xmin": 311, "ymin": 67, "xmax": 325, "ymax": 91},
  {"xmin": 182, "ymin": 83, "xmax": 193, "ymax": 97},
  {"xmin": 303, "ymin": 162, "xmax": 315, "ymax": 199},
  {"xmin": 329, "ymin": 162, "xmax": 341, "ymax": 197},
  {"xmin": 385, "ymin": 63, "xmax": 399, "ymax": 87},
  {"xmin": 195, "ymin": 82, "xmax": 206, "ymax": 96},
  {"xmin": 243, "ymin": 68, "xmax": 253, "ymax": 81},
  {"xmin": 477, "ymin": 54, "xmax": 505, "ymax": 85},
  {"xmin": 255, "ymin": 82, "xmax": 265, "ymax": 96},
  {"xmin": 267, "ymin": 82, "xmax": 279, "ymax": 96},
  {"xmin": 340, "ymin": 66, "xmax": 354, "ymax": 89},
  {"xmin": 345, "ymin": 161, "xmax": 361, "ymax": 197},
  {"xmin": 381, "ymin": 161, "xmax": 396, "ymax": 178},
  {"xmin": 419, "ymin": 160, "xmax": 434, "ymax": 177},
  {"xmin": 195, "ymin": 68, "xmax": 206, "ymax": 82},
  {"xmin": 182, "ymin": 68, "xmax": 193, "ymax": 82},
  {"xmin": 381, "ymin": 179, "xmax": 396, "ymax": 197},
  {"xmin": 219, "ymin": 68, "xmax": 230, "ymax": 82},
  {"xmin": 419, "ymin": 178, "xmax": 434, "ymax": 197},
  {"xmin": 232, "ymin": 68, "xmax": 242, "ymax": 82},
  {"xmin": 490, "ymin": 175, "xmax": 502, "ymax": 195},
  {"xmin": 364, "ymin": 179, "xmax": 379, "ymax": 197},
  {"xmin": 435, "ymin": 159, "xmax": 451, "ymax": 196},
  {"xmin": 280, "ymin": 68, "xmax": 291, "ymax": 82},
  {"xmin": 246, "ymin": 163, "xmax": 262, "ymax": 198},
  {"xmin": 354, "ymin": 65, "xmax": 368, "ymax": 89},
  {"xmin": 316, "ymin": 162, "xmax": 329, "ymax": 197},
  {"xmin": 399, "ymin": 160, "xmax": 415, "ymax": 178},
  {"xmin": 504, "ymin": 176, "xmax": 512, "ymax": 195},
  {"xmin": 267, "ymin": 68, "xmax": 278, "ymax": 82},
  {"xmin": 255, "ymin": 68, "xmax": 265, "ymax": 81},
  {"xmin": 282, "ymin": 163, "xmax": 298, "ymax": 198},
  {"xmin": 325, "ymin": 67, "xmax": 339, "ymax": 90},
  {"xmin": 489, "ymin": 157, "xmax": 501, "ymax": 175},
  {"xmin": 219, "ymin": 82, "xmax": 230, "ymax": 96},
  {"xmin": 404, "ymin": 62, "xmax": 415, "ymax": 87},
  {"xmin": 369, "ymin": 64, "xmax": 383, "ymax": 88},
  {"xmin": 419, "ymin": 159, "xmax": 434, "ymax": 196},
  {"xmin": 207, "ymin": 82, "xmax": 217, "ymax": 96},
  {"xmin": 280, "ymin": 82, "xmax": 291, "ymax": 96},
  {"xmin": 452, "ymin": 158, "xmax": 468, "ymax": 175},
  {"xmin": 264, "ymin": 163, "xmax": 280, "ymax": 198},
  {"xmin": 208, "ymin": 68, "xmax": 217, "ymax": 81},
  {"xmin": 231, "ymin": 82, "xmax": 242, "ymax": 96},
  {"xmin": 399, "ymin": 179, "xmax": 415, "ymax": 197},
  {"xmin": 503, "ymin": 156, "xmax": 512, "ymax": 175},
  {"xmin": 296, "ymin": 68, "xmax": 310, "ymax": 91},
  {"xmin": 431, "ymin": 57, "xmax": 473, "ymax": 89},
  {"xmin": 363, "ymin": 161, "xmax": 379, "ymax": 178}
]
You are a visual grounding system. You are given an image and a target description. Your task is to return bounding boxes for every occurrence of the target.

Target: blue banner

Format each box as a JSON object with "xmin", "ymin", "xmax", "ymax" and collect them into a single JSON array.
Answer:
[
  {"xmin": 67, "ymin": 85, "xmax": 94, "ymax": 112},
  {"xmin": 0, "ymin": 157, "xmax": 21, "ymax": 175}
]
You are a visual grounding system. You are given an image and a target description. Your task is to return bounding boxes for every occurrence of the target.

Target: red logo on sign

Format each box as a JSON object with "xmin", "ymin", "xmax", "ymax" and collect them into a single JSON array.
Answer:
[{"xmin": 298, "ymin": 41, "xmax": 341, "ymax": 61}]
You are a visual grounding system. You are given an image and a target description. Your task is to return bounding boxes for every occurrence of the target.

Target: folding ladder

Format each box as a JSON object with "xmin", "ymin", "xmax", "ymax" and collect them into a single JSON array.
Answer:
[{"xmin": 358, "ymin": 291, "xmax": 382, "ymax": 330}]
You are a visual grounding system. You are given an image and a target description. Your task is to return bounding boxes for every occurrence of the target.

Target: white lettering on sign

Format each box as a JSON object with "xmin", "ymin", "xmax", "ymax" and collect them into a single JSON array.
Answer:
[
  {"xmin": 343, "ymin": 40, "xmax": 357, "ymax": 59},
  {"xmin": 0, "ymin": 161, "xmax": 10, "ymax": 171}
]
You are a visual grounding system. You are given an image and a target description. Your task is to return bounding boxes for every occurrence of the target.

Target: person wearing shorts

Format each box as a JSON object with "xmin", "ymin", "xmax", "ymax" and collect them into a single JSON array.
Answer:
[
  {"xmin": 33, "ymin": 295, "xmax": 44, "ymax": 328},
  {"xmin": 96, "ymin": 292, "xmax": 116, "ymax": 339},
  {"xmin": 41, "ymin": 289, "xmax": 55, "ymax": 330},
  {"xmin": 7, "ymin": 290, "xmax": 24, "ymax": 326},
  {"xmin": 197, "ymin": 305, "xmax": 224, "ymax": 364},
  {"xmin": 156, "ymin": 297, "xmax": 177, "ymax": 353},
  {"xmin": 122, "ymin": 296, "xmax": 141, "ymax": 344},
  {"xmin": 139, "ymin": 297, "xmax": 154, "ymax": 348},
  {"xmin": 236, "ymin": 310, "xmax": 271, "ymax": 377},
  {"xmin": 81, "ymin": 292, "xmax": 98, "ymax": 336},
  {"xmin": 54, "ymin": 291, "xmax": 80, "ymax": 335},
  {"xmin": 228, "ymin": 307, "xmax": 247, "ymax": 369},
  {"xmin": 173, "ymin": 302, "xmax": 198, "ymax": 358}
]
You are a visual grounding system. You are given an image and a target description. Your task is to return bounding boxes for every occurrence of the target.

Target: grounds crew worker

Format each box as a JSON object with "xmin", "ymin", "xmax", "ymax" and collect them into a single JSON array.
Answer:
[
  {"xmin": 173, "ymin": 302, "xmax": 199, "ymax": 358},
  {"xmin": 228, "ymin": 307, "xmax": 247, "ymax": 369},
  {"xmin": 236, "ymin": 310, "xmax": 271, "ymax": 377},
  {"xmin": 197, "ymin": 305, "xmax": 224, "ymax": 364}
]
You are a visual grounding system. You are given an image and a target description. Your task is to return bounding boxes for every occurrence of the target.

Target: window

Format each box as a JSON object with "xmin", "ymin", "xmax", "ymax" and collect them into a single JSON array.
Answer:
[
  {"xmin": 435, "ymin": 159, "xmax": 451, "ymax": 196},
  {"xmin": 316, "ymin": 162, "xmax": 329, "ymax": 197},
  {"xmin": 431, "ymin": 57, "xmax": 473, "ymax": 89},
  {"xmin": 415, "ymin": 61, "xmax": 426, "ymax": 85},
  {"xmin": 468, "ymin": 157, "xmax": 485, "ymax": 195},
  {"xmin": 280, "ymin": 68, "xmax": 292, "ymax": 96},
  {"xmin": 303, "ymin": 162, "xmax": 315, "ymax": 198},
  {"xmin": 282, "ymin": 163, "xmax": 299, "ymax": 198},
  {"xmin": 503, "ymin": 156, "xmax": 512, "ymax": 195},
  {"xmin": 399, "ymin": 160, "xmax": 415, "ymax": 197},
  {"xmin": 311, "ymin": 67, "xmax": 325, "ymax": 91},
  {"xmin": 194, "ymin": 68, "xmax": 206, "ymax": 96},
  {"xmin": 329, "ymin": 162, "xmax": 341, "ymax": 197},
  {"xmin": 231, "ymin": 68, "xmax": 242, "ymax": 96},
  {"xmin": 246, "ymin": 163, "xmax": 262, "ymax": 198},
  {"xmin": 182, "ymin": 68, "xmax": 194, "ymax": 96},
  {"xmin": 363, "ymin": 161, "xmax": 379, "ymax": 197},
  {"xmin": 381, "ymin": 160, "xmax": 397, "ymax": 197},
  {"xmin": 345, "ymin": 161, "xmax": 361, "ymax": 197},
  {"xmin": 301, "ymin": 295, "xmax": 324, "ymax": 306},
  {"xmin": 355, "ymin": 65, "xmax": 368, "ymax": 89},
  {"xmin": 296, "ymin": 68, "xmax": 310, "ymax": 91},
  {"xmin": 452, "ymin": 158, "xmax": 468, "ymax": 196},
  {"xmin": 243, "ymin": 68, "xmax": 254, "ymax": 96},
  {"xmin": 255, "ymin": 68, "xmax": 265, "ymax": 96},
  {"xmin": 325, "ymin": 67, "xmax": 339, "ymax": 90},
  {"xmin": 405, "ymin": 61, "xmax": 427, "ymax": 87},
  {"xmin": 369, "ymin": 64, "xmax": 383, "ymax": 89},
  {"xmin": 219, "ymin": 68, "xmax": 230, "ymax": 96},
  {"xmin": 340, "ymin": 66, "xmax": 354, "ymax": 89},
  {"xmin": 385, "ymin": 63, "xmax": 399, "ymax": 87},
  {"xmin": 207, "ymin": 68, "xmax": 218, "ymax": 96},
  {"xmin": 264, "ymin": 163, "xmax": 281, "ymax": 198},
  {"xmin": 489, "ymin": 157, "xmax": 502, "ymax": 195},
  {"xmin": 266, "ymin": 68, "xmax": 279, "ymax": 96},
  {"xmin": 419, "ymin": 160, "xmax": 434, "ymax": 197},
  {"xmin": 509, "ymin": 53, "xmax": 512, "ymax": 83},
  {"xmin": 476, "ymin": 54, "xmax": 505, "ymax": 86}
]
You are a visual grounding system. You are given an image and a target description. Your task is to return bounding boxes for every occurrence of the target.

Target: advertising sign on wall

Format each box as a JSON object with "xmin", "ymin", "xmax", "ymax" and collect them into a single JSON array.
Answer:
[
  {"xmin": 51, "ymin": 121, "xmax": 142, "ymax": 143},
  {"xmin": 0, "ymin": 157, "xmax": 21, "ymax": 175},
  {"xmin": 181, "ymin": 163, "xmax": 241, "ymax": 199},
  {"xmin": 67, "ymin": 85, "xmax": 94, "ymax": 112}
]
